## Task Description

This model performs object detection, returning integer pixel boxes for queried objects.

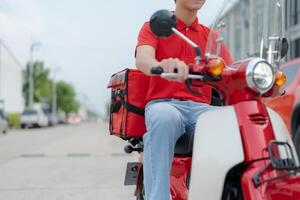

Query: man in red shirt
[135,0,232,199]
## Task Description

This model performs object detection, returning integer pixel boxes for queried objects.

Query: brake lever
[280,90,286,96]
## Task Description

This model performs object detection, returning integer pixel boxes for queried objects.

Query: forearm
[135,46,188,82]
[136,54,159,76]
[135,46,159,75]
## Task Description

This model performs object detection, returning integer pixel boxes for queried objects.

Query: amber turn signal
[275,71,286,87]
[208,58,225,76]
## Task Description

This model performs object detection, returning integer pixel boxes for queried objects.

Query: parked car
[42,108,58,126]
[48,113,58,126]
[20,107,48,128]
[264,58,300,156]
[0,109,8,134]
[57,115,67,124]
[67,113,81,125]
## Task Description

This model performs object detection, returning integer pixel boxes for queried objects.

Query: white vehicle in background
[43,108,58,127]
[20,107,48,128]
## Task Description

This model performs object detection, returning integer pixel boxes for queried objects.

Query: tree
[23,61,79,114]
[56,81,80,114]
[23,61,52,106]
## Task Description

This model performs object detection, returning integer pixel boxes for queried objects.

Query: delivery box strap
[119,97,145,117]
[111,90,145,117]
[111,101,122,113]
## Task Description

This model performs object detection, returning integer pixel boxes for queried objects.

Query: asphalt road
[0,122,138,200]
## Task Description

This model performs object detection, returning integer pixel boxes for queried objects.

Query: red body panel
[241,160,300,200]
[234,101,275,162]
[170,157,192,200]
[264,176,300,200]
[265,94,295,133]
[235,99,300,200]
[264,59,300,133]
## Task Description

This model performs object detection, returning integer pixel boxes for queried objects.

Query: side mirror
[150,10,177,37]
[275,37,289,60]
[280,38,289,59]
[149,10,202,63]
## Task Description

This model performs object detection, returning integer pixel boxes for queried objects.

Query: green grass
[8,113,20,128]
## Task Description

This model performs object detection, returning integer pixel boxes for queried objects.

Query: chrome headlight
[246,58,275,94]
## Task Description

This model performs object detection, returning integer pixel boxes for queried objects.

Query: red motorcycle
[117,0,300,199]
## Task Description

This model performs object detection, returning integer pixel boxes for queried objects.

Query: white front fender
[188,106,244,200]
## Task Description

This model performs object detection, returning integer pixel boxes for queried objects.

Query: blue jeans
[143,99,216,200]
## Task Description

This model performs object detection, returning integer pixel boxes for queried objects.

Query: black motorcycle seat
[174,130,194,156]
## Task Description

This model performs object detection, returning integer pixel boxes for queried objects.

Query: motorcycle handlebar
[150,66,164,75]
[150,66,204,80]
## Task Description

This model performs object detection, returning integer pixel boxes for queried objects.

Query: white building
[0,41,25,113]
[285,0,300,59]
[221,0,299,61]
[221,0,265,61]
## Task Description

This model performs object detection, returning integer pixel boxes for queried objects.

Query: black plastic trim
[291,103,300,136]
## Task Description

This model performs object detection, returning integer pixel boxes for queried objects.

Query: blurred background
[0,0,299,199]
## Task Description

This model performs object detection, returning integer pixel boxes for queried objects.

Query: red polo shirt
[136,17,232,104]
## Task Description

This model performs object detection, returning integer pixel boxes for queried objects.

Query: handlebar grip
[151,66,164,75]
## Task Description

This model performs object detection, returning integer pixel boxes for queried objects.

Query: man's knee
[146,102,183,131]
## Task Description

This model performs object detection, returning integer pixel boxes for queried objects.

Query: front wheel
[293,126,300,159]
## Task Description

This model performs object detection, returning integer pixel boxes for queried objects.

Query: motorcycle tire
[293,126,300,159]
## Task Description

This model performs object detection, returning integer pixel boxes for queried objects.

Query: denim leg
[186,101,218,129]
[143,101,185,200]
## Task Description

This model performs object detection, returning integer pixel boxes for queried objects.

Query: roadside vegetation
[22,61,79,114]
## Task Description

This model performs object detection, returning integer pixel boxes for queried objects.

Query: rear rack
[268,141,299,170]
[253,140,300,187]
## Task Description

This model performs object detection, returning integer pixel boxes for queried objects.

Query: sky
[0,0,230,116]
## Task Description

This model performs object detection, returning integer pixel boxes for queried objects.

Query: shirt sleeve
[135,22,158,57]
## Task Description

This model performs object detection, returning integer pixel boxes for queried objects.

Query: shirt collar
[176,17,200,32]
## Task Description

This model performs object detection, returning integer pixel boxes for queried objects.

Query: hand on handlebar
[156,58,189,82]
